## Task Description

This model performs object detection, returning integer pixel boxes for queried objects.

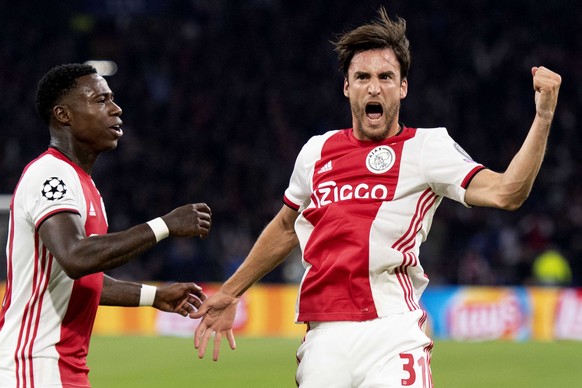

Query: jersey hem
[297,311,379,323]
[283,195,300,211]
[461,165,486,189]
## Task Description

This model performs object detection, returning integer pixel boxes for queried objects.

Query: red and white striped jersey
[0,148,107,387]
[284,126,484,323]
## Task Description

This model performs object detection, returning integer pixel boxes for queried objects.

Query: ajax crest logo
[366,146,395,174]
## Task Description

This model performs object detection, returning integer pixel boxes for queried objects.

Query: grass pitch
[87,336,582,387]
[88,336,300,388]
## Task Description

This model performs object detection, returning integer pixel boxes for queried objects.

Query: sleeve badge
[41,177,68,201]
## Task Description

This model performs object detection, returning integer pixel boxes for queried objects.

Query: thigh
[360,342,433,388]
[295,323,352,388]
[358,311,433,388]
[297,311,433,388]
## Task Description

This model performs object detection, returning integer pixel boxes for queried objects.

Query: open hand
[190,289,239,361]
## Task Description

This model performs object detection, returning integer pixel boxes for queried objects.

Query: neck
[49,143,95,174]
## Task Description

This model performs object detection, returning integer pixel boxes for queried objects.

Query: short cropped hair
[332,7,411,80]
[35,63,97,124]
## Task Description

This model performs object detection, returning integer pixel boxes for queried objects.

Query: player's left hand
[153,282,207,317]
[531,66,561,121]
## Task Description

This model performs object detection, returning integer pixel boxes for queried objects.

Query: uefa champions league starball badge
[366,146,395,174]
[41,177,68,201]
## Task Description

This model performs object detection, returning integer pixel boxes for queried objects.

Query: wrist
[535,109,554,122]
[146,217,169,242]
[139,284,157,306]
[221,284,243,300]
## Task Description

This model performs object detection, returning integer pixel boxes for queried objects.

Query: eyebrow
[380,71,395,78]
[353,70,396,78]
[92,90,114,99]
[353,71,370,78]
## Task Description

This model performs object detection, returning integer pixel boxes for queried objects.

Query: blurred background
[1,0,580,287]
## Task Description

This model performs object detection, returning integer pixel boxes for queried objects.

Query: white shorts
[296,310,433,388]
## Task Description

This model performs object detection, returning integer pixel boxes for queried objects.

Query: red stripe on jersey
[56,162,107,385]
[0,156,42,335]
[419,310,434,387]
[30,248,52,386]
[461,165,485,189]
[15,232,52,387]
[283,195,300,211]
[0,198,16,332]
[36,208,80,229]
[392,189,437,252]
[395,253,419,311]
[406,253,419,309]
[418,310,427,328]
[393,189,437,311]
[399,194,438,253]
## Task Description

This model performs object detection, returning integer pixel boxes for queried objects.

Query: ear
[400,78,408,99]
[53,105,71,125]
[343,78,349,98]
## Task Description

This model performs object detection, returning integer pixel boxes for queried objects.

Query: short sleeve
[20,156,83,227]
[284,131,339,212]
[419,127,485,206]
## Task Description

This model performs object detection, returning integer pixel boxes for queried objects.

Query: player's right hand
[191,289,239,361]
[161,203,212,238]
[154,282,207,316]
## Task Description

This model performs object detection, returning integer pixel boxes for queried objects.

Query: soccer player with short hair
[192,7,561,387]
[0,63,212,387]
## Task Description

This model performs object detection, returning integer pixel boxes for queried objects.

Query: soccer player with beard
[192,7,561,387]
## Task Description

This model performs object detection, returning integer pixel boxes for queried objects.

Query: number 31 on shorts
[399,353,431,387]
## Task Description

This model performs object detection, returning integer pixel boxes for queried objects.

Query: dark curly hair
[332,6,411,80]
[35,63,97,125]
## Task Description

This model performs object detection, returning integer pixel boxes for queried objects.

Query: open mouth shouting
[365,102,383,122]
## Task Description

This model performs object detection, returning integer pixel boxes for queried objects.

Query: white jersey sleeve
[284,130,339,212]
[20,155,84,227]
[418,127,484,206]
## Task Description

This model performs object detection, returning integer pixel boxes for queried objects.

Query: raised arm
[465,66,561,210]
[38,203,211,279]
[191,204,299,361]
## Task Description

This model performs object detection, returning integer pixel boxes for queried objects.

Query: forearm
[100,275,143,306]
[70,223,159,277]
[222,207,299,297]
[38,211,165,279]
[467,67,560,210]
[497,114,552,207]
[40,203,211,279]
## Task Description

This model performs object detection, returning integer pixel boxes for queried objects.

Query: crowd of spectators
[1,0,581,286]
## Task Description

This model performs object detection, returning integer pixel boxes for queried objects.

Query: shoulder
[14,153,85,221]
[413,126,449,137]
[298,129,343,156]
[304,129,343,146]
[411,127,459,149]
[17,153,80,197]
[23,153,77,181]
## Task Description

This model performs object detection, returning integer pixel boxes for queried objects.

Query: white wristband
[139,284,157,306]
[146,217,169,242]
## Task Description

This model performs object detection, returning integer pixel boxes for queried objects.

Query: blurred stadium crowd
[1,0,581,286]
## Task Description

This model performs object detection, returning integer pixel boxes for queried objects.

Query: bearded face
[344,48,408,142]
